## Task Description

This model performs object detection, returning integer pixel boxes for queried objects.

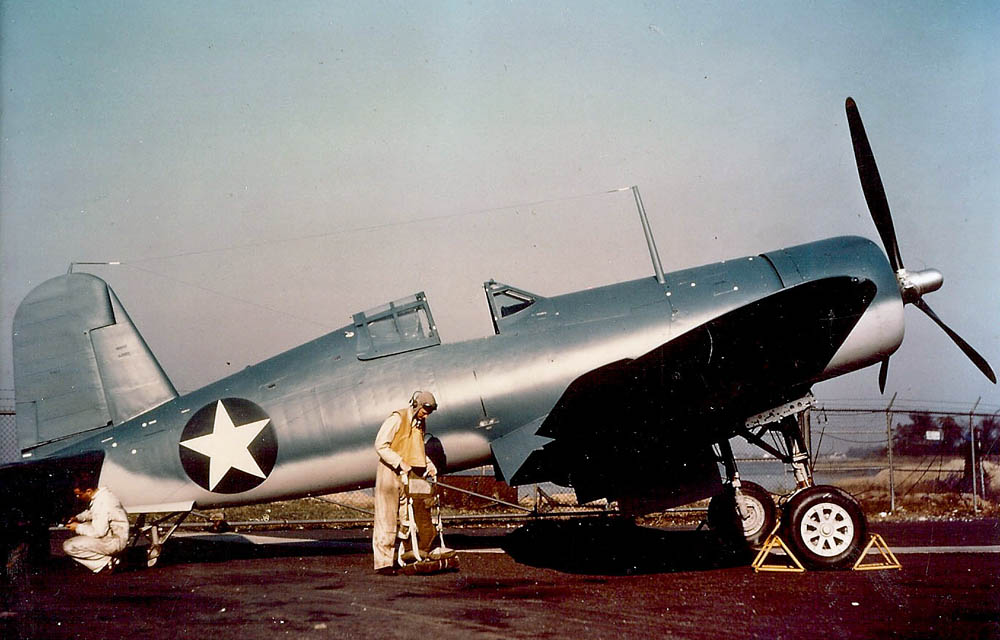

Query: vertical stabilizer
[13,274,177,451]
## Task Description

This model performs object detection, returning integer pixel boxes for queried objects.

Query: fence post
[886,393,897,513]
[970,397,981,514]
[982,410,997,503]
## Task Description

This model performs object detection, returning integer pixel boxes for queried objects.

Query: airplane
[1,98,994,572]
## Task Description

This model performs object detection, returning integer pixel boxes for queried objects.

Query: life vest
[389,407,427,468]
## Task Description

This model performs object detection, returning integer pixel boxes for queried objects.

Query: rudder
[13,274,177,451]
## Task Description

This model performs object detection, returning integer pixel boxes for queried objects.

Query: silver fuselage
[33,235,902,511]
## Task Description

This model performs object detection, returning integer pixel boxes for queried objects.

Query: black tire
[707,481,777,548]
[782,485,867,569]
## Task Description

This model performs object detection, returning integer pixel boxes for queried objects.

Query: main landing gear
[782,485,866,569]
[128,511,192,567]
[707,442,776,548]
[710,395,868,569]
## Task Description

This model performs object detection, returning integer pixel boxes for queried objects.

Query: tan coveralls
[372,407,438,570]
[62,487,130,573]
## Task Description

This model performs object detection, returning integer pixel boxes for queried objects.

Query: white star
[180,400,271,491]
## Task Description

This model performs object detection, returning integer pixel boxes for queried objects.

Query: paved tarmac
[2,519,998,640]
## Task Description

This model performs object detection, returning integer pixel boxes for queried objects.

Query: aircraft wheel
[782,485,867,569]
[708,481,776,548]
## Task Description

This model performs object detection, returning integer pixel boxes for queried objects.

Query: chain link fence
[808,399,999,516]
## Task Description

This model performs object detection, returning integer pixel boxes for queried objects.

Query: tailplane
[13,273,177,451]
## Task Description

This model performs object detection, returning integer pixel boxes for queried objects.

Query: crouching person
[63,475,129,573]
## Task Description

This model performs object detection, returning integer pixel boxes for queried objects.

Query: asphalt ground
[2,519,998,640]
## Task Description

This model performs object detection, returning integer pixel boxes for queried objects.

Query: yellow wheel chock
[750,523,902,573]
[751,523,805,573]
[851,534,902,571]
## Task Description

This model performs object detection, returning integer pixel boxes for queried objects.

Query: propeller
[846,98,904,273]
[878,358,889,394]
[844,97,996,389]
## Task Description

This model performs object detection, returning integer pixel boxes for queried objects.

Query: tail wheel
[782,485,867,569]
[147,544,162,568]
[708,481,777,548]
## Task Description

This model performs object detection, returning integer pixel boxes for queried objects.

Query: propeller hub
[897,268,943,303]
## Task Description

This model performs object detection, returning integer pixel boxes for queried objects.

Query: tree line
[890,412,999,458]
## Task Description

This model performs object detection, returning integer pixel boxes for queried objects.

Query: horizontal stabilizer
[13,274,177,450]
[0,450,105,532]
[126,500,195,514]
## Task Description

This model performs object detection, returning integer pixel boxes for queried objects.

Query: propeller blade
[878,358,889,393]
[913,298,997,383]
[845,97,904,272]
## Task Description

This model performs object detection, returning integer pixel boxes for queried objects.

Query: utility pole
[886,393,897,513]
[970,397,981,514]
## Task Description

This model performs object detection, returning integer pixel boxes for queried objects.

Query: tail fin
[13,274,177,451]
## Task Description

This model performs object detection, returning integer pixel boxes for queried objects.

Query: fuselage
[35,235,903,512]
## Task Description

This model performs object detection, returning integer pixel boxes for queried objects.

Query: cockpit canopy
[484,280,553,335]
[352,292,440,360]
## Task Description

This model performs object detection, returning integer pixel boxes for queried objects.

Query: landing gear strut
[129,511,191,567]
[723,395,868,569]
[709,439,776,548]
[707,480,776,548]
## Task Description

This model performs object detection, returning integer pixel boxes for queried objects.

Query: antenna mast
[631,186,665,284]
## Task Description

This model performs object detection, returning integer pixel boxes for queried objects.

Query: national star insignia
[179,400,271,491]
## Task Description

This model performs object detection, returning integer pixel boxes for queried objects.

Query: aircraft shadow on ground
[45,520,750,575]
[500,518,752,575]
[46,530,504,574]
[119,535,369,570]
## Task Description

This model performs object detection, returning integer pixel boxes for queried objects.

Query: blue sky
[2,1,997,413]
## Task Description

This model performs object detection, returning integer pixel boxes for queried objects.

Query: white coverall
[372,411,437,571]
[62,487,130,573]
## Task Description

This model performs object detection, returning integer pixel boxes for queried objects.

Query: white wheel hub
[799,502,855,557]
[737,495,766,536]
